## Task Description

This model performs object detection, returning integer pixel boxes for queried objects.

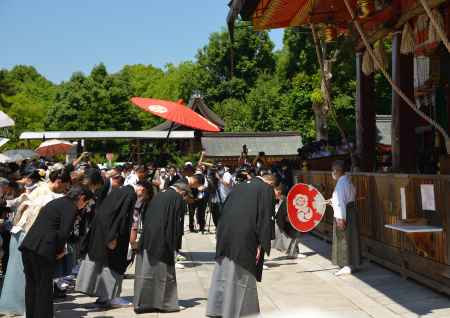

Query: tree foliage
[0,25,393,153]
[46,64,141,132]
[0,66,56,148]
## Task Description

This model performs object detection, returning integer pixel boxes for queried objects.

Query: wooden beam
[355,52,376,172]
[391,32,418,173]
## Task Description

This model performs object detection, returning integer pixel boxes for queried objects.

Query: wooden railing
[295,171,450,294]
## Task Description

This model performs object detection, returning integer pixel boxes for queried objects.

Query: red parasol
[131,97,220,132]
[36,139,74,157]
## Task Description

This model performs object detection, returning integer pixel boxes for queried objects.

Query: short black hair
[25,170,43,183]
[66,185,95,201]
[112,175,125,185]
[49,169,71,183]
[84,168,104,186]
[191,173,205,185]
[136,180,151,190]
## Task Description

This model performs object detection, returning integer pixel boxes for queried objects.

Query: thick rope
[342,0,450,153]
[310,24,352,156]
[418,0,450,54]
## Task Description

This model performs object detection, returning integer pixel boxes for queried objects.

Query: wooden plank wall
[295,171,450,293]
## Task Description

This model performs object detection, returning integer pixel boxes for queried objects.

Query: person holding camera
[253,151,269,175]
[192,165,209,234]
[238,144,250,167]
[208,164,233,228]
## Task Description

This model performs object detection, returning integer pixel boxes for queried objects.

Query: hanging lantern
[358,0,374,18]
[324,25,337,43]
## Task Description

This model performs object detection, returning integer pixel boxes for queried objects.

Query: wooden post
[356,52,376,171]
[391,31,418,173]
[136,139,142,164]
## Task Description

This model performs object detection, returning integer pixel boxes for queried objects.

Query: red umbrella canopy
[36,139,74,157]
[131,98,220,132]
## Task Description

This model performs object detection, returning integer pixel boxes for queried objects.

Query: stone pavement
[47,225,450,318]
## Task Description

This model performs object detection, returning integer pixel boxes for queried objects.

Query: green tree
[285,72,317,139]
[119,64,164,97]
[0,70,14,109]
[245,74,287,131]
[145,62,203,103]
[213,98,251,132]
[46,64,142,132]
[196,25,276,105]
[276,27,318,81]
[0,66,56,148]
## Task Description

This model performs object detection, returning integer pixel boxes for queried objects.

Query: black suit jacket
[20,196,78,262]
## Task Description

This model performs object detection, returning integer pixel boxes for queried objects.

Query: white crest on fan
[148,104,168,114]
[294,194,313,222]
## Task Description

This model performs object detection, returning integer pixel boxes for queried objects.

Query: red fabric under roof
[251,0,406,31]
[253,0,307,30]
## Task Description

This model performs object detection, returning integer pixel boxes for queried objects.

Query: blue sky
[0,0,284,84]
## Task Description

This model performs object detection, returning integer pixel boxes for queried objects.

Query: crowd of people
[0,149,359,318]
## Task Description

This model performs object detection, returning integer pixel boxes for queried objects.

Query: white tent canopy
[0,153,13,163]
[20,131,195,140]
[0,111,14,128]
[0,138,9,148]
[2,149,38,161]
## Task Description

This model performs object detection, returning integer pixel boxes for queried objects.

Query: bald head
[332,160,345,173]
[331,160,346,180]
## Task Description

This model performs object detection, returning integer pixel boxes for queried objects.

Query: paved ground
[47,223,450,317]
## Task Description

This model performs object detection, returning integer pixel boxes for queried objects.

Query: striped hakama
[75,254,123,300]
[133,250,179,313]
[206,257,259,318]
[332,202,361,269]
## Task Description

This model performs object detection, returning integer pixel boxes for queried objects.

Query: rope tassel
[362,49,374,75]
[374,39,388,72]
[418,0,450,54]
[400,23,415,54]
[342,0,450,154]
[428,9,444,43]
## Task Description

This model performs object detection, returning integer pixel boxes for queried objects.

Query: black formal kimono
[76,186,136,301]
[133,187,185,313]
[272,199,301,257]
[79,177,110,256]
[206,177,275,318]
[19,196,78,318]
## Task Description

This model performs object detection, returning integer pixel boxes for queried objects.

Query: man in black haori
[206,173,276,318]
[133,182,191,314]
[272,183,304,259]
[75,185,137,307]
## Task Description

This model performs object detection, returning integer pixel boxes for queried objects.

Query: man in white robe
[329,160,359,276]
